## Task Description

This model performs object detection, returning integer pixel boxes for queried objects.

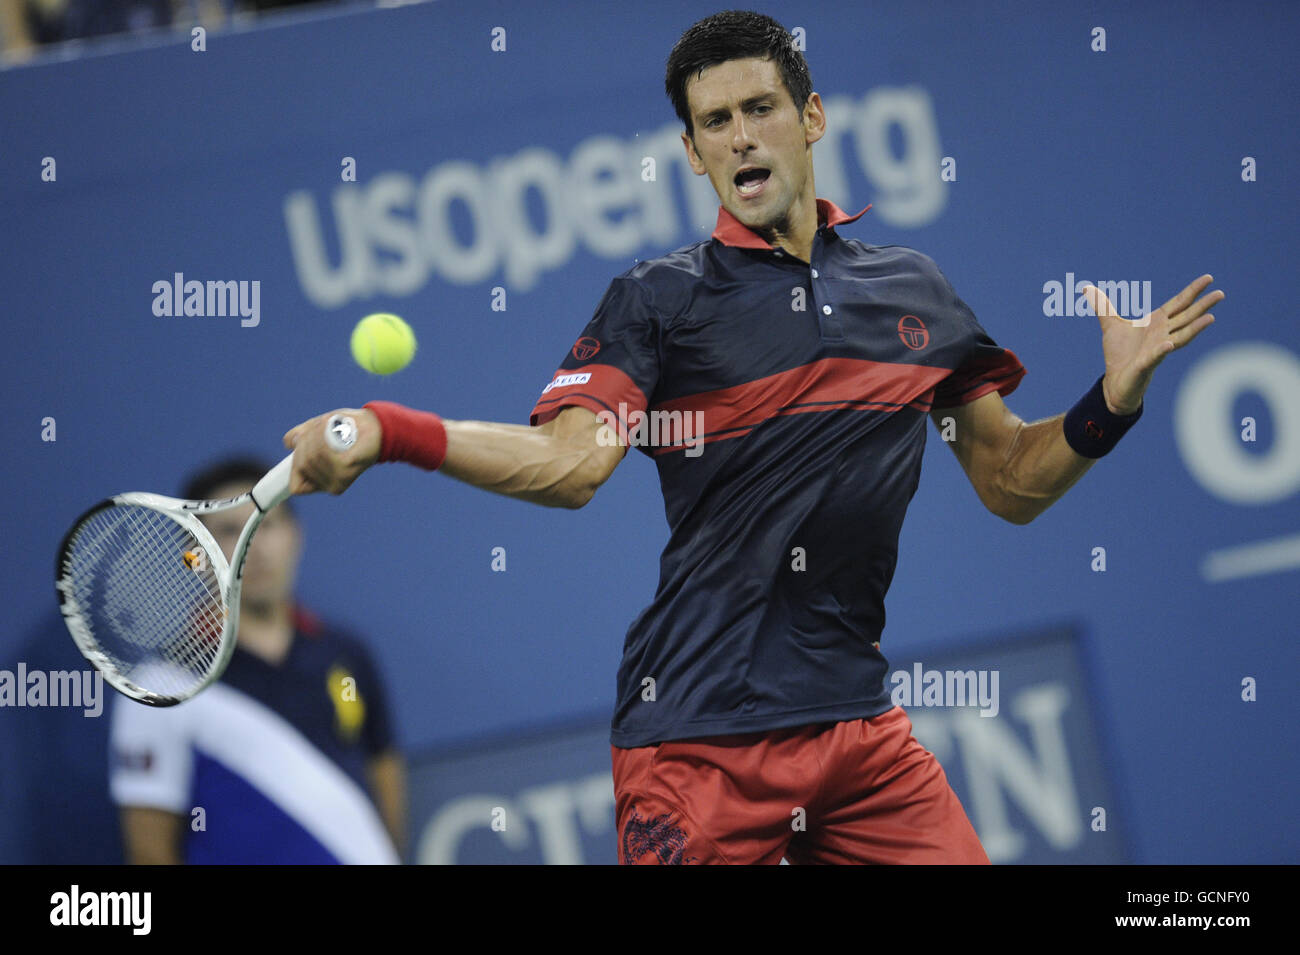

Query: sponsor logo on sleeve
[542,372,592,394]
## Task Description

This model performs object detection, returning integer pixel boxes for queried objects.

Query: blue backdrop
[2,0,1296,863]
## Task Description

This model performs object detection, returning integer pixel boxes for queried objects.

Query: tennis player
[284,11,1220,864]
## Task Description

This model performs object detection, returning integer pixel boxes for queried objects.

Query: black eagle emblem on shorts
[622,809,694,864]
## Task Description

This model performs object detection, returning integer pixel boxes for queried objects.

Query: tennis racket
[55,414,359,706]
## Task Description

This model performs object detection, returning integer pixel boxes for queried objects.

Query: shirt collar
[710,198,872,250]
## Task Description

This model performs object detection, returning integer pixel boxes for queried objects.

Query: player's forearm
[438,418,602,509]
[286,405,612,504]
[995,414,1097,524]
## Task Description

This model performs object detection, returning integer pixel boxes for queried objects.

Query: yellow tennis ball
[351,313,416,375]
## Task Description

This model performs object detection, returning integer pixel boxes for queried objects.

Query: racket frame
[56,454,294,706]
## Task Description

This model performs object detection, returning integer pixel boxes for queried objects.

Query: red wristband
[363,401,447,471]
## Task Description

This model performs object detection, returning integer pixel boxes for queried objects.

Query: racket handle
[252,453,295,511]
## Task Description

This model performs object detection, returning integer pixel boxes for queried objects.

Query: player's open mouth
[735,167,770,198]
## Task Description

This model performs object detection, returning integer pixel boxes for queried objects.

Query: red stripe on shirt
[531,351,1024,453]
[642,357,947,452]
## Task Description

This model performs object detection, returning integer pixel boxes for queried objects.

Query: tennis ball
[351,313,416,375]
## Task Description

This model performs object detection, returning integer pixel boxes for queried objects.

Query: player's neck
[760,189,818,263]
[236,599,295,666]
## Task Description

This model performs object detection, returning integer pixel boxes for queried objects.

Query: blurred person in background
[1,0,172,60]
[109,456,406,864]
[1,0,340,63]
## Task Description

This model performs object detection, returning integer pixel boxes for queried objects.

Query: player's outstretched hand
[1085,273,1223,416]
[283,408,382,495]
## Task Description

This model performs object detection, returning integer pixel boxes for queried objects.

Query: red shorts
[611,706,989,865]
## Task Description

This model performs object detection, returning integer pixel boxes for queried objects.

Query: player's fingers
[1168,289,1224,332]
[289,467,316,495]
[287,412,362,494]
[290,433,329,495]
[286,410,341,450]
[283,418,314,449]
[1168,313,1215,349]
[1159,274,1213,317]
[306,452,348,496]
[295,446,326,493]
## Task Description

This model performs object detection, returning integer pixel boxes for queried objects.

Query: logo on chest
[326,665,366,743]
[897,315,930,350]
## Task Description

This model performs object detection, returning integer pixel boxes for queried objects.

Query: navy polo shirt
[530,198,1026,748]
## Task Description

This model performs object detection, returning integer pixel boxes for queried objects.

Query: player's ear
[802,93,826,145]
[681,132,707,175]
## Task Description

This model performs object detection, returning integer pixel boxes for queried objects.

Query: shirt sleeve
[528,275,661,442]
[930,271,1027,409]
[108,694,193,813]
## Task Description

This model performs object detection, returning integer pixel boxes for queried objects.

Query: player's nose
[731,115,757,150]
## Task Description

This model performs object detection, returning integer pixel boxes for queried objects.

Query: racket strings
[59,504,228,698]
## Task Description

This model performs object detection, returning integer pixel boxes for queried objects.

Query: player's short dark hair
[665,10,813,142]
[181,455,296,521]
